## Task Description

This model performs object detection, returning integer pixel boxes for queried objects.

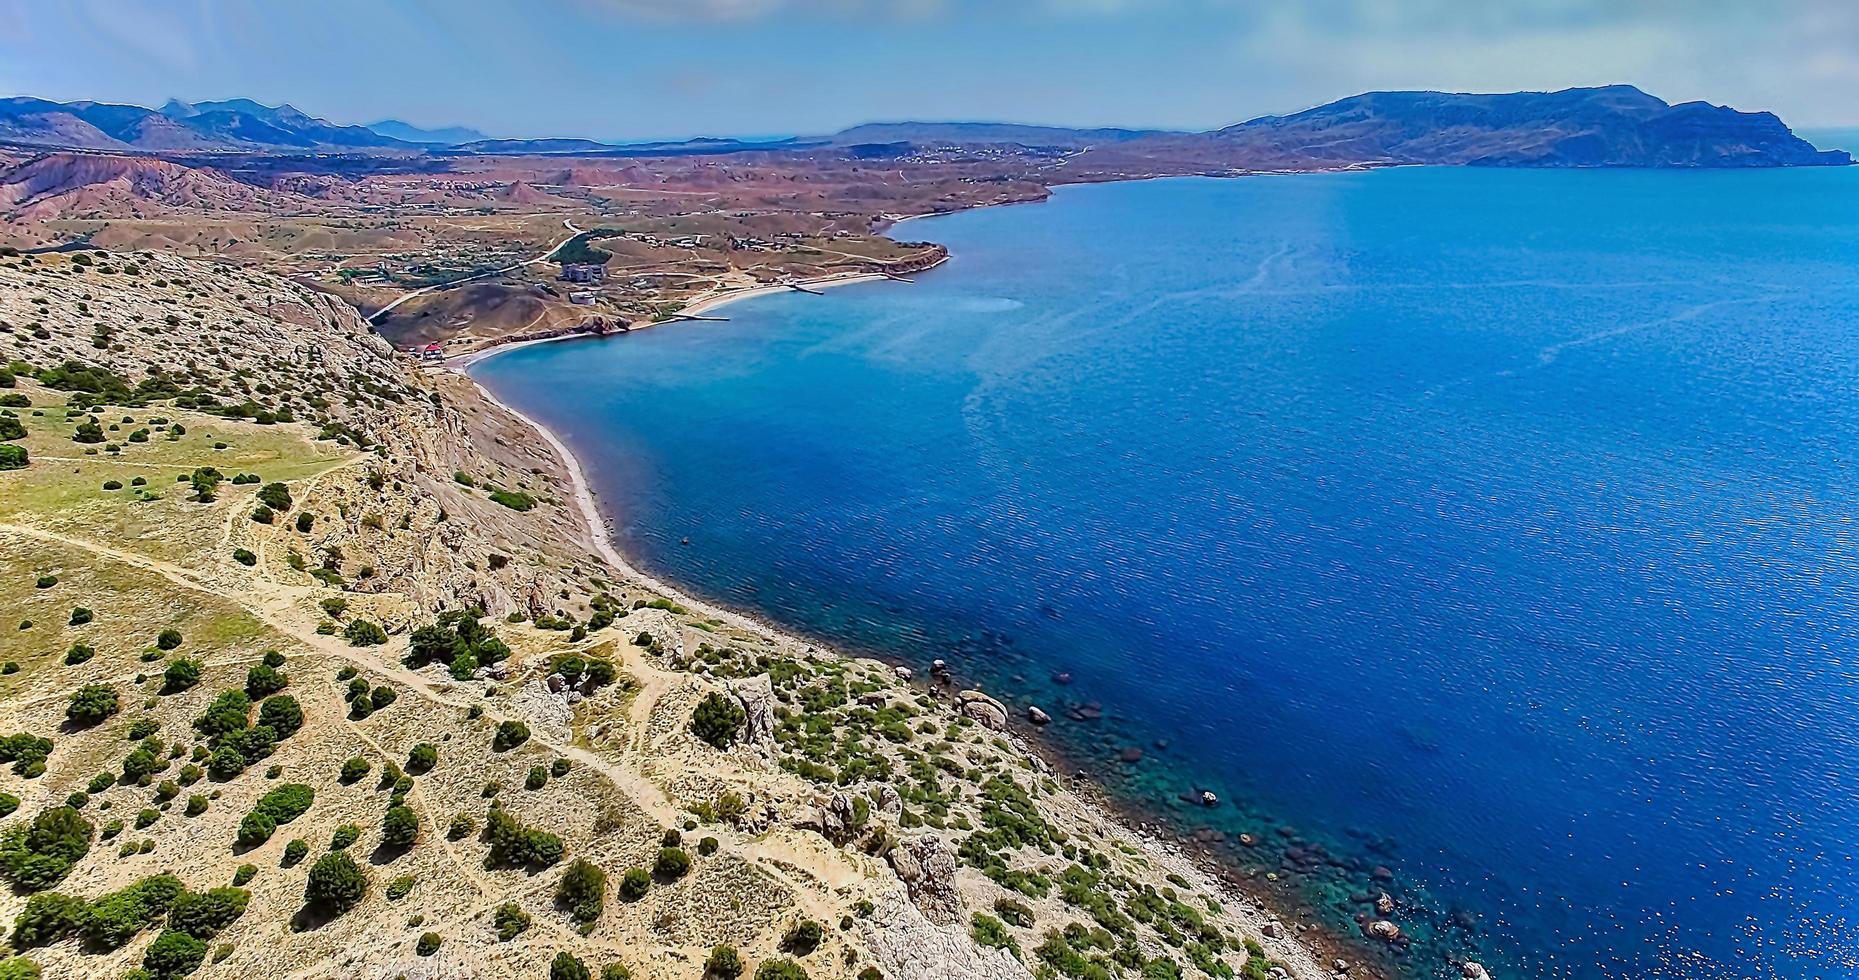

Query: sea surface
[474,167,1859,980]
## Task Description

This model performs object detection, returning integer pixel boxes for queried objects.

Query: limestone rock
[887,835,962,925]
[730,674,777,744]
[1461,964,1491,980]
[957,690,1009,731]
[1027,705,1051,725]
[1375,892,1394,915]
[1365,919,1402,942]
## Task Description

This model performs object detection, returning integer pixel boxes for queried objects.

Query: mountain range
[0,86,1848,168]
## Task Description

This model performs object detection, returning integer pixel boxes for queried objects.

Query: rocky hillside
[0,98,413,153]
[0,252,1378,980]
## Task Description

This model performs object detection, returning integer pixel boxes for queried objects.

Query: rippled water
[474,168,1859,980]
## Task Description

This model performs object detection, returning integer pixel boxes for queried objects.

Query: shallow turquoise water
[475,167,1859,979]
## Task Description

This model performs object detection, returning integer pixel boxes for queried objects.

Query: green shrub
[691,692,746,749]
[703,945,743,980]
[81,873,182,950]
[526,766,549,791]
[484,804,563,869]
[619,867,650,901]
[416,932,442,956]
[343,620,387,647]
[448,814,476,840]
[10,891,86,947]
[754,959,809,980]
[166,886,249,939]
[161,659,202,694]
[557,858,606,923]
[386,874,416,900]
[406,743,438,774]
[782,920,824,956]
[61,643,92,666]
[142,928,207,977]
[232,548,256,567]
[0,807,92,891]
[552,953,591,980]
[493,901,532,940]
[340,757,370,783]
[245,664,287,699]
[489,489,536,511]
[382,806,418,848]
[282,839,308,867]
[66,684,119,726]
[330,823,361,851]
[257,483,292,511]
[304,852,367,917]
[970,913,1018,958]
[257,695,302,738]
[67,607,92,626]
[0,733,53,778]
[155,628,183,650]
[492,720,529,752]
[653,847,691,880]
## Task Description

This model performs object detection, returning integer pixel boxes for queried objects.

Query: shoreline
[471,371,1357,980]
[448,268,933,371]
[459,240,1389,978]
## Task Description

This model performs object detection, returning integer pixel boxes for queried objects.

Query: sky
[0,0,1853,141]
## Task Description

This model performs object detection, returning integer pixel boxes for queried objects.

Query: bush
[386,874,416,900]
[653,847,691,880]
[330,824,361,850]
[754,959,809,980]
[691,692,746,749]
[67,607,92,626]
[167,886,249,939]
[161,659,202,694]
[552,953,591,980]
[619,867,651,901]
[236,811,276,847]
[0,445,25,470]
[340,757,370,783]
[81,873,182,950]
[782,919,824,956]
[526,766,549,791]
[484,805,563,869]
[406,743,438,774]
[232,548,257,567]
[141,928,206,977]
[704,945,743,980]
[304,852,368,917]
[557,858,606,923]
[416,932,442,956]
[156,629,183,650]
[232,864,256,886]
[66,684,119,726]
[257,695,302,738]
[447,814,475,840]
[602,966,631,980]
[493,901,532,940]
[11,891,86,947]
[282,839,308,867]
[343,620,387,647]
[0,807,92,891]
[0,733,53,778]
[61,643,92,666]
[250,505,274,525]
[245,664,287,699]
[257,482,292,511]
[970,913,1018,957]
[491,720,530,752]
[382,806,419,848]
[489,489,536,511]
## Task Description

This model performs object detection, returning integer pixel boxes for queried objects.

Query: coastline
[449,268,932,371]
[459,241,1393,978]
[469,369,1355,980]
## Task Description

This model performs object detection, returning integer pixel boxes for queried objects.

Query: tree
[245,664,287,699]
[189,466,221,501]
[493,902,532,941]
[256,482,292,511]
[161,659,202,694]
[66,684,119,726]
[406,743,438,774]
[704,946,743,980]
[382,806,418,849]
[556,858,606,923]
[142,929,207,977]
[166,887,249,939]
[691,692,746,749]
[256,695,302,739]
[754,959,809,980]
[343,620,387,647]
[304,852,367,917]
[653,847,691,880]
[551,953,591,980]
[491,720,529,752]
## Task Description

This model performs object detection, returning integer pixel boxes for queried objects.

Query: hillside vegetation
[0,251,1342,979]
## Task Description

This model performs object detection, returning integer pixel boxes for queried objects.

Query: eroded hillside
[0,251,1348,980]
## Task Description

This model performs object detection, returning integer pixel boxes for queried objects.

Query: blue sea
[474,167,1859,980]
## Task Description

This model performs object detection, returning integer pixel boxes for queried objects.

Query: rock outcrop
[957,690,1008,731]
[887,835,962,925]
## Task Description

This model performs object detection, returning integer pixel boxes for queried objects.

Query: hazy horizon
[1,0,1854,144]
